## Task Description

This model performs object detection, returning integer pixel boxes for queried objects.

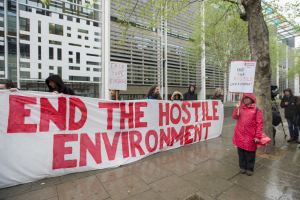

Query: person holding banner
[211,88,223,103]
[46,75,75,95]
[232,93,263,176]
[0,79,18,91]
[110,89,123,100]
[183,84,197,100]
[144,85,162,100]
[171,91,183,101]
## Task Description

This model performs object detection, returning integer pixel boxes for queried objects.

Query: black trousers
[237,147,256,172]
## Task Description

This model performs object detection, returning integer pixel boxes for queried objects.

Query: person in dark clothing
[46,75,75,95]
[171,91,183,101]
[280,88,299,143]
[183,84,197,100]
[110,89,123,100]
[144,85,162,100]
[211,88,223,103]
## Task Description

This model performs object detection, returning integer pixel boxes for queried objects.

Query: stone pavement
[1,123,300,200]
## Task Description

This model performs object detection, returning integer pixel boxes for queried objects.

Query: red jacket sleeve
[232,108,239,120]
[255,108,264,139]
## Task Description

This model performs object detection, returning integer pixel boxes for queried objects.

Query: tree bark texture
[242,0,273,153]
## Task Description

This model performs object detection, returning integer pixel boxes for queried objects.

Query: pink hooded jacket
[232,93,263,151]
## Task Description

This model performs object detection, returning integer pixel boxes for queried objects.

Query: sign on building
[228,60,256,93]
[108,62,127,91]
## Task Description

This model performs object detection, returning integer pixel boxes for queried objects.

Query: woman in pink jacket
[232,93,263,176]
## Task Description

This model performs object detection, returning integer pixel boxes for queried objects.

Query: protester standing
[183,84,197,100]
[211,88,223,102]
[110,89,123,100]
[232,93,263,176]
[46,75,75,95]
[280,88,299,143]
[0,79,18,91]
[144,85,162,100]
[171,91,183,101]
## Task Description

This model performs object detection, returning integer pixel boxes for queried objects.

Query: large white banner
[0,91,223,188]
[228,60,256,93]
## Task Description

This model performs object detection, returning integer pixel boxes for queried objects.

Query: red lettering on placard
[194,124,203,142]
[7,95,37,133]
[145,130,158,152]
[205,102,212,121]
[98,103,120,130]
[159,103,169,126]
[191,102,201,122]
[159,128,170,149]
[170,126,184,146]
[53,134,78,170]
[202,102,206,121]
[79,133,101,167]
[69,97,87,130]
[212,101,219,120]
[40,97,66,132]
[129,131,145,157]
[122,132,129,158]
[135,102,147,128]
[184,125,194,145]
[120,102,134,129]
[170,103,181,124]
[203,122,212,140]
[102,132,121,161]
[182,101,191,124]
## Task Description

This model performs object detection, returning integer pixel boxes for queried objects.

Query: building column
[4,0,8,78]
[102,0,110,99]
[164,20,168,100]
[199,1,205,100]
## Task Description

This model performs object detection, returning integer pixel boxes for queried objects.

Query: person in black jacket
[280,88,299,143]
[46,75,75,95]
[183,84,197,100]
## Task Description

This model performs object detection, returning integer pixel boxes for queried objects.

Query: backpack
[272,111,282,126]
[255,106,271,154]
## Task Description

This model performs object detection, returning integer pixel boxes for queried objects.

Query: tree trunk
[242,0,273,153]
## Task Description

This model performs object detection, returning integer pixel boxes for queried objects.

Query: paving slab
[127,160,173,184]
[257,158,278,166]
[195,190,215,200]
[0,182,32,199]
[96,167,132,183]
[149,174,198,200]
[150,153,178,165]
[102,174,150,200]
[3,186,57,200]
[272,161,300,176]
[125,189,164,200]
[57,175,109,200]
[162,159,197,176]
[279,187,300,200]
[216,185,266,200]
[181,168,234,198]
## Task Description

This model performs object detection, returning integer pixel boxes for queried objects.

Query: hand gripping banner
[0,91,223,188]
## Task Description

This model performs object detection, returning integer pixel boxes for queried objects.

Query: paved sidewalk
[1,123,300,200]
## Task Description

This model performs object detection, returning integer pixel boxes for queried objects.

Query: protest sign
[228,60,256,93]
[108,62,127,91]
[0,91,223,188]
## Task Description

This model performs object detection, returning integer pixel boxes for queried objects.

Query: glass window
[67,33,71,37]
[86,53,99,57]
[69,58,73,63]
[67,16,73,21]
[7,38,17,81]
[57,66,62,77]
[36,9,52,17]
[20,43,30,59]
[19,5,32,12]
[59,14,63,19]
[38,72,42,79]
[93,68,100,72]
[7,13,16,36]
[69,51,73,55]
[67,26,71,30]
[93,46,100,49]
[38,21,41,33]
[78,28,88,34]
[38,63,42,69]
[94,32,99,36]
[86,20,90,25]
[85,45,90,48]
[93,22,99,27]
[69,66,80,70]
[49,47,53,60]
[76,52,80,64]
[20,17,30,31]
[49,73,54,76]
[87,61,100,65]
[69,76,90,81]
[78,35,81,39]
[76,18,80,23]
[93,77,99,82]
[94,38,99,42]
[20,71,30,79]
[57,48,62,60]
[49,40,62,45]
[20,34,30,41]
[69,43,81,47]
[38,37,41,42]
[38,46,41,60]
[49,23,63,36]
[86,67,90,71]
[49,66,54,70]
[85,36,88,40]
[20,62,30,68]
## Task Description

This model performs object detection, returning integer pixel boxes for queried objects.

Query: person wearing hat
[280,88,299,143]
[46,74,75,95]
[183,84,197,100]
